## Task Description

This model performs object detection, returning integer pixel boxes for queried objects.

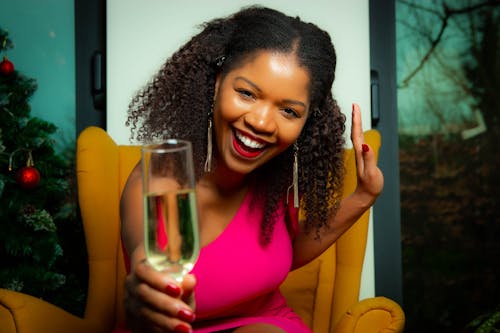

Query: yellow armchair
[0,126,404,333]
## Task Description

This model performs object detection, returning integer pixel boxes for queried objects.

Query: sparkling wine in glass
[142,139,200,282]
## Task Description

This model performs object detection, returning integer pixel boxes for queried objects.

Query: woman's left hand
[350,103,384,206]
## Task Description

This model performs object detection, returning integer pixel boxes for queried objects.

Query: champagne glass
[142,139,200,282]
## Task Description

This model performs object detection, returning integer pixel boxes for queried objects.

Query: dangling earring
[204,109,213,173]
[286,142,299,208]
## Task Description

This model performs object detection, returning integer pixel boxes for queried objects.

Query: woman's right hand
[121,164,196,333]
[124,259,196,333]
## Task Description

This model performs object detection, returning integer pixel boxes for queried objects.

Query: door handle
[92,51,105,111]
[370,70,380,127]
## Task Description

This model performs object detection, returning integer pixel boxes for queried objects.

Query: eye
[281,107,300,119]
[236,89,255,100]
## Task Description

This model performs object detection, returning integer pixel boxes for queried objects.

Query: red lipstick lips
[232,130,266,159]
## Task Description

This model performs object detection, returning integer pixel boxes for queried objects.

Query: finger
[127,267,195,320]
[181,274,197,308]
[135,260,182,297]
[360,143,375,173]
[356,144,384,197]
[132,304,194,333]
[181,274,196,296]
[124,282,174,333]
[351,103,365,174]
[350,103,365,150]
[125,302,170,333]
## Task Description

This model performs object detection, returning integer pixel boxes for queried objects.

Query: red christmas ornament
[17,166,41,189]
[0,56,15,75]
[12,151,41,189]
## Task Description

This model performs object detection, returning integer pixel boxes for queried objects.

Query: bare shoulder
[120,162,142,214]
[123,162,142,191]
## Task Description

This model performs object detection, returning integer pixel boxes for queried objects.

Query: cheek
[212,96,239,143]
[277,121,307,150]
[217,93,248,122]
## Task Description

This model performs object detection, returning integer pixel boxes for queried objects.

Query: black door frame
[369,0,403,304]
[75,0,106,135]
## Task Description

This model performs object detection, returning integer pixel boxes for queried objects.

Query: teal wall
[0,0,75,147]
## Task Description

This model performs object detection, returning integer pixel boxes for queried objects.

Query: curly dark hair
[127,6,346,243]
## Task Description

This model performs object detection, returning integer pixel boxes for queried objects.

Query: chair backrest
[76,126,380,332]
[77,127,140,330]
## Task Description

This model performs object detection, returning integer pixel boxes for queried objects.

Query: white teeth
[235,131,265,149]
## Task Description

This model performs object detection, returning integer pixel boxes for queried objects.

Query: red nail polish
[178,308,196,322]
[165,283,181,297]
[174,323,192,333]
[362,144,369,153]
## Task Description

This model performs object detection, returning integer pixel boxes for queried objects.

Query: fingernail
[165,283,181,297]
[177,308,196,322]
[362,144,369,153]
[174,323,192,333]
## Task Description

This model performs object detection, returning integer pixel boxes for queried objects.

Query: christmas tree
[0,27,86,314]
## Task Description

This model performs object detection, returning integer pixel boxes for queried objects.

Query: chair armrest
[333,296,405,333]
[0,289,101,333]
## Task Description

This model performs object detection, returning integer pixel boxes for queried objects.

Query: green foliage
[467,305,500,333]
[0,27,14,52]
[0,27,87,315]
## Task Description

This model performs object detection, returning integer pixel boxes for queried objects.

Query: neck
[199,164,250,196]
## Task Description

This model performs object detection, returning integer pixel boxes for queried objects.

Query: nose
[243,105,277,135]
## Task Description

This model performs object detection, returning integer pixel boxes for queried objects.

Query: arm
[120,163,196,333]
[291,104,384,269]
[120,163,146,270]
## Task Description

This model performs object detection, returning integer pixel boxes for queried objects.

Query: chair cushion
[280,259,320,328]
[280,243,337,332]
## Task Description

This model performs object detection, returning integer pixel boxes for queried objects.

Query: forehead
[225,51,311,101]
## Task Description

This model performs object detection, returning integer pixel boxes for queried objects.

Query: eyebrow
[234,76,307,109]
[234,76,262,92]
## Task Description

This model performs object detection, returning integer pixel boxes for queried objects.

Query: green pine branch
[0,27,14,52]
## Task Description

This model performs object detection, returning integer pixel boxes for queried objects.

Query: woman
[120,6,383,333]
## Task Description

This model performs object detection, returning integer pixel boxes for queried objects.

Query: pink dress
[118,190,310,332]
[191,190,311,332]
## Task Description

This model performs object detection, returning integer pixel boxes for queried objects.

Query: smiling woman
[120,6,383,333]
